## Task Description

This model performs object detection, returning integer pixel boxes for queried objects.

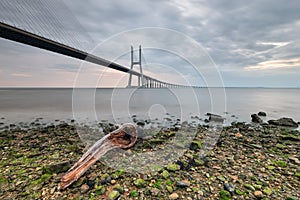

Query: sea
[0,88,299,128]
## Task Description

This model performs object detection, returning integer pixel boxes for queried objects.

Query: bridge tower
[127,45,144,88]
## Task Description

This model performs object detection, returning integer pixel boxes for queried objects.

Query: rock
[217,175,226,182]
[189,140,202,150]
[176,180,190,187]
[288,156,300,165]
[258,112,266,116]
[133,178,146,188]
[151,188,160,196]
[251,114,263,123]
[224,183,235,193]
[169,193,179,199]
[280,134,300,141]
[129,190,138,197]
[137,121,145,126]
[161,170,169,179]
[219,189,231,200]
[254,191,263,198]
[194,158,205,166]
[50,187,56,195]
[235,132,242,137]
[113,184,124,193]
[206,113,224,123]
[95,185,106,195]
[166,185,173,193]
[244,184,255,191]
[80,184,89,193]
[86,180,95,188]
[167,163,181,171]
[262,188,272,195]
[108,190,120,200]
[235,189,244,195]
[42,161,71,174]
[209,115,224,123]
[250,144,262,149]
[268,117,298,127]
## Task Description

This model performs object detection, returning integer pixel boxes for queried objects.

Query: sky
[0,0,300,88]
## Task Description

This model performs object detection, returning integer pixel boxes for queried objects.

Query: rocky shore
[0,115,299,200]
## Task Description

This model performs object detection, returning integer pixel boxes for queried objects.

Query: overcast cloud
[0,0,300,87]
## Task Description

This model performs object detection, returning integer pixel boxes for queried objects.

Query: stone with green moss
[167,164,180,171]
[267,165,275,170]
[165,179,173,186]
[94,185,106,195]
[167,132,176,137]
[0,175,8,184]
[286,197,296,200]
[217,175,226,182]
[162,170,169,179]
[190,140,202,150]
[219,189,231,200]
[31,174,51,185]
[149,139,165,144]
[101,173,109,180]
[263,188,272,195]
[153,165,163,172]
[134,178,146,188]
[42,161,71,174]
[235,189,244,195]
[129,190,138,197]
[114,169,125,177]
[108,190,120,200]
[113,184,124,193]
[194,159,205,166]
[274,160,287,168]
[166,185,173,193]
[244,184,255,191]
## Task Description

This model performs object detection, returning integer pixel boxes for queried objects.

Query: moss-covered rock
[274,160,287,168]
[190,140,202,150]
[134,178,146,188]
[94,185,106,195]
[263,188,272,195]
[161,170,169,179]
[167,163,180,171]
[108,190,120,200]
[129,190,138,197]
[219,189,231,200]
[42,161,71,174]
[244,184,255,191]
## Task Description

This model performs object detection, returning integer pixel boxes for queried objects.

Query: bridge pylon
[127,45,144,88]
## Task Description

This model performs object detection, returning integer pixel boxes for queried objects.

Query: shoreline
[0,116,299,200]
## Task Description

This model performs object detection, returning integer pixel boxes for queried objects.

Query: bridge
[0,0,191,88]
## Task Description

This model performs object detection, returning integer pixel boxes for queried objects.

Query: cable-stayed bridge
[0,0,191,88]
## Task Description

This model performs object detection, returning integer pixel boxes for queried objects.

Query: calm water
[0,88,299,125]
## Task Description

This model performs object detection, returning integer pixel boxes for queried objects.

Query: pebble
[108,190,120,200]
[151,188,160,196]
[50,187,56,195]
[224,183,235,193]
[169,193,179,199]
[254,190,263,198]
[176,180,190,187]
[80,184,89,193]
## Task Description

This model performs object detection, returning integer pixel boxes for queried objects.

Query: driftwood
[58,123,137,190]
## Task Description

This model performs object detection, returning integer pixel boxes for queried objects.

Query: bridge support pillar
[127,45,144,88]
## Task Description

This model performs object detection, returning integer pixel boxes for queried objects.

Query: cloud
[11,73,32,77]
[245,58,300,70]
